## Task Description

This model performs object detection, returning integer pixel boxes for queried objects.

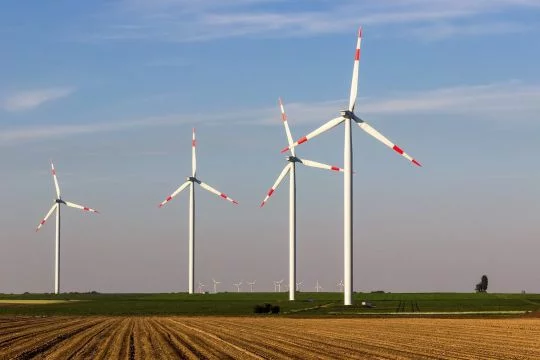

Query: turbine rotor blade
[260,163,292,207]
[349,27,363,112]
[51,162,61,198]
[198,181,238,204]
[192,128,197,177]
[65,201,99,213]
[281,117,345,153]
[354,117,421,167]
[279,98,295,156]
[35,203,58,232]
[159,181,191,207]
[297,158,344,172]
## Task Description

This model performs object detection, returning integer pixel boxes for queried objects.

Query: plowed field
[1,316,539,359]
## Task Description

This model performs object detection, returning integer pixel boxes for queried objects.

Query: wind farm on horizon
[30,27,422,306]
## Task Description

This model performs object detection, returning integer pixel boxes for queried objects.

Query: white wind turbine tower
[315,280,323,293]
[247,281,256,293]
[261,98,344,302]
[158,129,238,294]
[35,162,99,295]
[212,278,221,294]
[282,28,421,305]
[233,281,242,293]
[273,281,278,292]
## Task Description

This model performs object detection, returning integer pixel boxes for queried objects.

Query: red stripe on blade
[355,49,360,61]
[331,166,340,171]
[393,145,404,155]
[166,196,172,202]
[281,113,287,121]
[83,207,89,211]
[268,189,274,197]
[412,159,422,167]
[220,194,227,199]
[298,136,308,145]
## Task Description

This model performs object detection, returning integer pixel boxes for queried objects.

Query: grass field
[1,316,539,359]
[0,292,539,316]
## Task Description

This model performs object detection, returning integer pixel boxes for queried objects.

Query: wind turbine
[276,279,284,292]
[233,281,242,293]
[296,281,303,292]
[282,28,421,305]
[158,128,238,294]
[315,280,323,293]
[212,278,221,294]
[197,281,206,294]
[247,281,256,293]
[35,162,99,294]
[273,281,278,292]
[261,98,343,302]
[337,280,344,292]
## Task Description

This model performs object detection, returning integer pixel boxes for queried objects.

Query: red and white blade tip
[358,26,363,38]
[260,188,275,207]
[279,98,287,121]
[392,145,422,167]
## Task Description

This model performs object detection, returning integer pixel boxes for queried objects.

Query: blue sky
[1,0,539,294]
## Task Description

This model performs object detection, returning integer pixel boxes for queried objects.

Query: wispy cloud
[1,81,538,145]
[1,87,76,112]
[83,0,540,42]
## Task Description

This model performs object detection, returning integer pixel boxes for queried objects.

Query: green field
[0,292,539,316]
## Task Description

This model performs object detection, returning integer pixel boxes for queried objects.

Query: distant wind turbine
[261,98,343,301]
[315,280,323,293]
[296,281,303,292]
[35,162,99,294]
[247,281,256,293]
[212,278,221,294]
[197,281,205,294]
[282,28,421,305]
[158,129,238,294]
[337,280,344,292]
[276,279,284,292]
[233,281,242,293]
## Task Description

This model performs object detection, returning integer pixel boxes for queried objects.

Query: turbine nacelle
[340,110,355,119]
[286,156,300,163]
[55,199,66,205]
[187,176,200,184]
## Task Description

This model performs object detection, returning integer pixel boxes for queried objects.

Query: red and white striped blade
[35,203,57,232]
[281,117,344,153]
[279,98,295,156]
[192,128,197,177]
[199,181,238,204]
[349,27,363,112]
[65,201,99,213]
[354,118,421,167]
[298,158,344,172]
[260,163,291,207]
[51,162,61,198]
[159,181,191,208]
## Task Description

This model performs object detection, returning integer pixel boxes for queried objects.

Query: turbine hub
[287,156,299,163]
[55,199,66,205]
[340,110,354,119]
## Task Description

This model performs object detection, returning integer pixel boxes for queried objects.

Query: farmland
[1,316,539,359]
[0,292,539,316]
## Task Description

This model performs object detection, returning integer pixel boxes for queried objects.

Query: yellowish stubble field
[1,316,539,359]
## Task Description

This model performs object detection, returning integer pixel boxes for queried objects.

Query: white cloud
[1,81,538,146]
[1,87,76,112]
[84,0,540,42]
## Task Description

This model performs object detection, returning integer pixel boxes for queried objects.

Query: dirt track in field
[1,316,539,359]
